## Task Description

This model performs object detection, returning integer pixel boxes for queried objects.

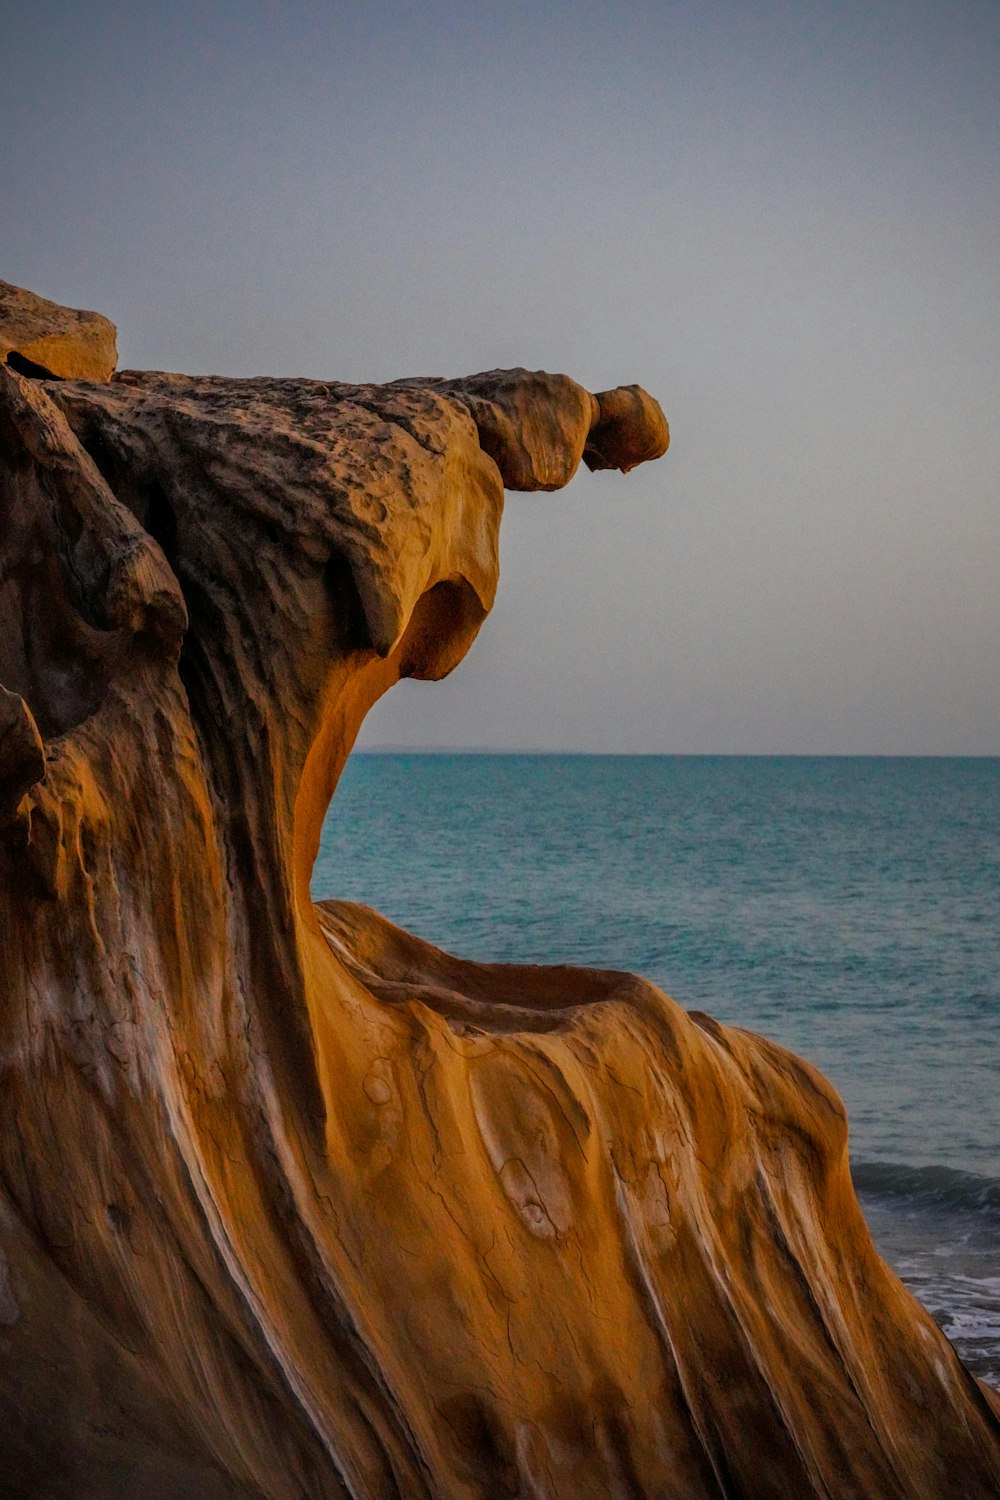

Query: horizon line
[354,746,1000,759]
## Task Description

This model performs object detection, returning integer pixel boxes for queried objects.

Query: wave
[852,1159,1000,1216]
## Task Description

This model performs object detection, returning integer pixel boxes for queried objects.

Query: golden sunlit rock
[0,288,997,1498]
[0,279,118,382]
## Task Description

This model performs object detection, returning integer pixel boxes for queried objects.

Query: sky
[2,0,998,753]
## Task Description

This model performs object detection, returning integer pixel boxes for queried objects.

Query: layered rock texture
[0,283,997,1500]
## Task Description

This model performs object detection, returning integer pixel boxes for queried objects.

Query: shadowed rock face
[0,291,997,1500]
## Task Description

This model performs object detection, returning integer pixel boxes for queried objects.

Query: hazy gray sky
[3,0,997,752]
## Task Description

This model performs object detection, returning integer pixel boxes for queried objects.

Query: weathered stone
[0,278,117,381]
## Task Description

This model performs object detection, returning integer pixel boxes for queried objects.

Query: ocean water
[313,754,1000,1386]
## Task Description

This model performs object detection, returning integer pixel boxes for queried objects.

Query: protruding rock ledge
[0,278,117,381]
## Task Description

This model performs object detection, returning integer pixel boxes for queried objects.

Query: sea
[313,754,1000,1388]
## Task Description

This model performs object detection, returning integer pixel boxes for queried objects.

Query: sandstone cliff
[0,283,997,1499]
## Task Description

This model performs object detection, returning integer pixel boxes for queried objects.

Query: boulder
[0,277,117,380]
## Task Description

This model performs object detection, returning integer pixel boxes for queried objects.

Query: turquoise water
[314,754,1000,1381]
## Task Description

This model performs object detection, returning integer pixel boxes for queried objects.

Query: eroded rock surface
[0,288,997,1499]
[0,278,118,381]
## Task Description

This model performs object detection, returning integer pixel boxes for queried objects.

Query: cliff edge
[0,282,997,1499]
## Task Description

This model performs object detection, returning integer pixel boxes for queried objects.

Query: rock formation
[0,279,118,381]
[0,282,997,1499]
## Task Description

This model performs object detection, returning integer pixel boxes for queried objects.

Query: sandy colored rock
[0,277,117,380]
[0,304,997,1499]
